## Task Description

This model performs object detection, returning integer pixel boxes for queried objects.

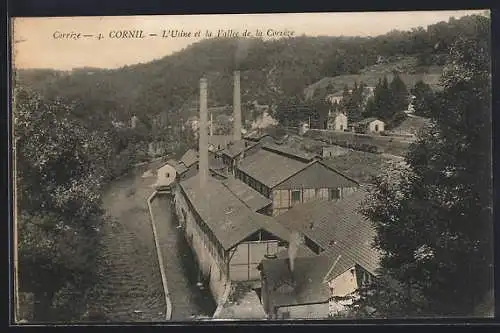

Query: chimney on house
[233,70,242,142]
[199,77,209,189]
[288,231,299,274]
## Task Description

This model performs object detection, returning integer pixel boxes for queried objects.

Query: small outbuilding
[154,162,176,189]
[355,118,385,134]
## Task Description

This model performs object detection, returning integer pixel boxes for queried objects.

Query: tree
[389,72,409,113]
[366,77,392,121]
[15,88,109,321]
[355,15,492,317]
[340,84,351,111]
[411,80,435,117]
[345,81,364,123]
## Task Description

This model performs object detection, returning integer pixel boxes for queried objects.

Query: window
[329,188,340,200]
[374,124,379,132]
[291,190,301,203]
[340,125,343,131]
[281,311,290,319]
[166,172,170,178]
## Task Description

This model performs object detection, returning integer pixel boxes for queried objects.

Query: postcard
[11,10,493,324]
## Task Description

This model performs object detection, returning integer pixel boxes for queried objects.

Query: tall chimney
[210,112,213,136]
[199,77,209,188]
[233,70,242,141]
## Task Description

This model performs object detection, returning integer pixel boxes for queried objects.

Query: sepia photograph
[10,9,493,323]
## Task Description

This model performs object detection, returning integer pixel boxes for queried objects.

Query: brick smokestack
[199,77,209,188]
[233,70,242,141]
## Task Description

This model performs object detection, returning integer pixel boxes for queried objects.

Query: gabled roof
[274,188,380,276]
[356,117,384,126]
[221,177,272,212]
[165,159,187,175]
[179,175,290,250]
[220,140,256,159]
[262,144,318,162]
[180,149,198,168]
[237,148,309,188]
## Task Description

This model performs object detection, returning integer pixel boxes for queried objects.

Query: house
[325,93,344,105]
[235,144,359,216]
[262,189,380,319]
[174,174,291,304]
[274,188,376,255]
[163,159,188,180]
[321,145,350,159]
[327,111,348,132]
[355,118,385,134]
[153,162,176,190]
[260,250,377,319]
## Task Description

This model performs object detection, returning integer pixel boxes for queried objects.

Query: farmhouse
[355,118,385,134]
[327,111,348,132]
[235,144,358,216]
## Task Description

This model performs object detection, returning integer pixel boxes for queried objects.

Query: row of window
[290,188,341,203]
[236,170,270,198]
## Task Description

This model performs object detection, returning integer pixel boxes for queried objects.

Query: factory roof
[179,174,290,250]
[237,148,309,188]
[180,149,198,168]
[274,188,380,276]
[220,140,258,159]
[237,145,357,190]
[221,177,272,212]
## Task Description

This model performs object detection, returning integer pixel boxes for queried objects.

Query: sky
[12,10,488,70]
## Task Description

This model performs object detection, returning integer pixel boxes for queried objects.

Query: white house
[154,163,177,189]
[327,111,348,132]
[325,93,344,105]
[355,118,385,134]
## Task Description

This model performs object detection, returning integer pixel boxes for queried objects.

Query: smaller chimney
[288,232,299,273]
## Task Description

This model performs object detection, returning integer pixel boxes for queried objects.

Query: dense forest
[13,13,491,322]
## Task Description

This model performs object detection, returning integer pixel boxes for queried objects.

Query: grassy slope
[304,57,443,99]
[322,150,392,184]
